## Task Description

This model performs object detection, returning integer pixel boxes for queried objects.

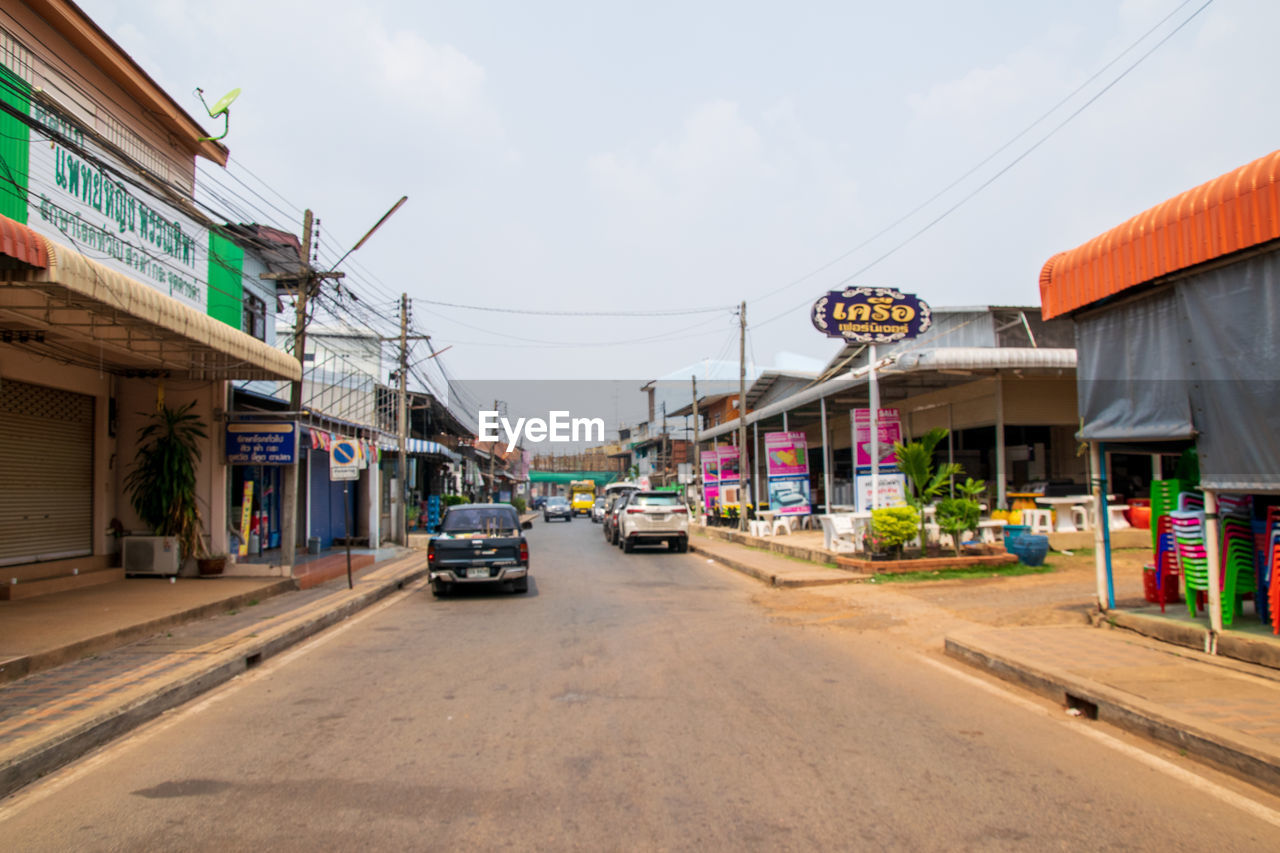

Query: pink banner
[717,446,741,483]
[854,408,901,467]
[764,431,808,478]
[701,450,720,506]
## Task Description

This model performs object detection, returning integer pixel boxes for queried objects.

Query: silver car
[617,491,689,553]
[591,496,607,523]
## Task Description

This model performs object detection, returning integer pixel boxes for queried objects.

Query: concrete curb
[1107,609,1280,671]
[688,543,864,589]
[0,579,298,685]
[0,555,428,800]
[944,628,1280,796]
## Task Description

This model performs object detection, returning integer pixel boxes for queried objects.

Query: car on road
[428,503,533,596]
[604,489,636,545]
[531,496,547,510]
[617,491,689,553]
[543,495,573,522]
[590,496,607,523]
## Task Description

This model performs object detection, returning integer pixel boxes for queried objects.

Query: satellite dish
[194,87,242,142]
[208,88,241,117]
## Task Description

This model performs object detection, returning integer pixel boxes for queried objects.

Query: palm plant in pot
[123,401,209,570]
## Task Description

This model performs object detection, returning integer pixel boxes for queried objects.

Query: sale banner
[854,408,902,468]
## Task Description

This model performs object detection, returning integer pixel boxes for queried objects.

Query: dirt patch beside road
[750,549,1150,651]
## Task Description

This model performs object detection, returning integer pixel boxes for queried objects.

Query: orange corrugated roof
[1039,149,1280,318]
[0,213,48,268]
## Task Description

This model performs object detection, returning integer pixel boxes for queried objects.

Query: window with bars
[242,292,267,341]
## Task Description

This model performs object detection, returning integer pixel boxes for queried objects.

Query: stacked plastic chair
[1218,494,1254,629]
[1170,509,1209,619]
[1152,513,1179,612]
[1149,480,1182,552]
[1267,506,1280,635]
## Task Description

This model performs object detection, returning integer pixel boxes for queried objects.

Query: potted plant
[197,552,229,576]
[123,401,208,566]
[868,506,919,559]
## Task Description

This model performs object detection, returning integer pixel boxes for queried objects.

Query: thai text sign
[854,408,901,468]
[226,423,297,465]
[811,287,932,343]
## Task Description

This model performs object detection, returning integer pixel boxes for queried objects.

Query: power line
[417,298,733,317]
[753,0,1216,331]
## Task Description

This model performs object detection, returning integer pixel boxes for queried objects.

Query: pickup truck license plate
[467,567,489,579]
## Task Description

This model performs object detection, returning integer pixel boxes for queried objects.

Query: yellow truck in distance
[569,480,596,516]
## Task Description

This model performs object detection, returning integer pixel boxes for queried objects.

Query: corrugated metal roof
[0,213,48,268]
[1040,149,1280,318]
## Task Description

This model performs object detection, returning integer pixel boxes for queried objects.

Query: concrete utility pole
[268,210,341,570]
[489,399,498,501]
[738,300,748,532]
[691,375,701,517]
[396,294,409,544]
[264,198,405,569]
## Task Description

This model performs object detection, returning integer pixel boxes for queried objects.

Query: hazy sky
[81,0,1275,384]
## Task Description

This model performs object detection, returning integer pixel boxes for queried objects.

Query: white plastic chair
[772,517,794,536]
[748,519,771,537]
[1023,508,1053,534]
[1107,505,1132,529]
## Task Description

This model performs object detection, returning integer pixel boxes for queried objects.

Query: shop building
[1040,148,1280,630]
[0,2,297,595]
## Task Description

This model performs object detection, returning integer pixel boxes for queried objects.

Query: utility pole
[397,294,409,544]
[263,198,405,571]
[488,399,498,502]
[738,300,748,532]
[691,375,700,517]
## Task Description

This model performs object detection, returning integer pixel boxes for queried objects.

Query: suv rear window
[441,507,520,534]
[632,493,682,506]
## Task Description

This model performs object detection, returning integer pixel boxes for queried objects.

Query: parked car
[591,496,607,523]
[544,495,573,522]
[604,490,636,545]
[427,503,532,596]
[531,496,547,510]
[617,491,689,553]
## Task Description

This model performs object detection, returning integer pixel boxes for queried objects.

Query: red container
[1128,506,1151,529]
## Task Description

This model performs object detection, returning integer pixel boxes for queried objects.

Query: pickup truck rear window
[441,508,520,534]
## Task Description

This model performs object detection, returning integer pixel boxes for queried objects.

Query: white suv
[618,491,689,553]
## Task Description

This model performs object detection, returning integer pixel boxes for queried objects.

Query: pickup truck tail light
[427,542,436,566]
[519,541,529,563]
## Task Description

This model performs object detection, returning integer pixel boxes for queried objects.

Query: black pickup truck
[427,503,533,597]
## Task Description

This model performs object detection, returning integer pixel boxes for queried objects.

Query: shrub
[443,494,469,507]
[510,496,527,513]
[869,506,920,554]
[935,497,981,556]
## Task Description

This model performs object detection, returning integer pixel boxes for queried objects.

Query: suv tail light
[627,507,644,514]
[519,541,529,563]
[672,507,687,513]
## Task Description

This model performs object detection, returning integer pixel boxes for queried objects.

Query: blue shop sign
[226,422,298,465]
[811,287,932,343]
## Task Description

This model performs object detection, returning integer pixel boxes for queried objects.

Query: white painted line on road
[0,579,427,824]
[918,654,1280,829]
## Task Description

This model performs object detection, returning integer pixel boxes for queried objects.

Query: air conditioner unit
[122,536,181,576]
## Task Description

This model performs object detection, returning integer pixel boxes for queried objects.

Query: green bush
[510,496,527,513]
[870,506,920,553]
[935,497,980,556]
[443,494,469,507]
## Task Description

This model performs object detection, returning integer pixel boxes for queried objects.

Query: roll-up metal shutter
[0,380,94,565]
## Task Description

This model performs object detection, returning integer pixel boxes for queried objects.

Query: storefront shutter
[0,380,94,565]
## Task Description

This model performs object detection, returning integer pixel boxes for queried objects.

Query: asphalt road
[4,518,1280,850]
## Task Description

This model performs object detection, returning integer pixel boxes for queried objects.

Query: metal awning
[0,233,300,381]
[696,347,1077,441]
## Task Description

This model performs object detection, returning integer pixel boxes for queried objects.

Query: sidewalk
[946,625,1280,794]
[693,523,1280,795]
[0,548,426,799]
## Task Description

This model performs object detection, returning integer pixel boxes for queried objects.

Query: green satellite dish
[194,87,242,142]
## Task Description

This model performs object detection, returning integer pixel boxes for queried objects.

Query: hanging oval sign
[811,287,932,343]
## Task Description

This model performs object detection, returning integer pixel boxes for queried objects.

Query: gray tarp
[1075,248,1280,492]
